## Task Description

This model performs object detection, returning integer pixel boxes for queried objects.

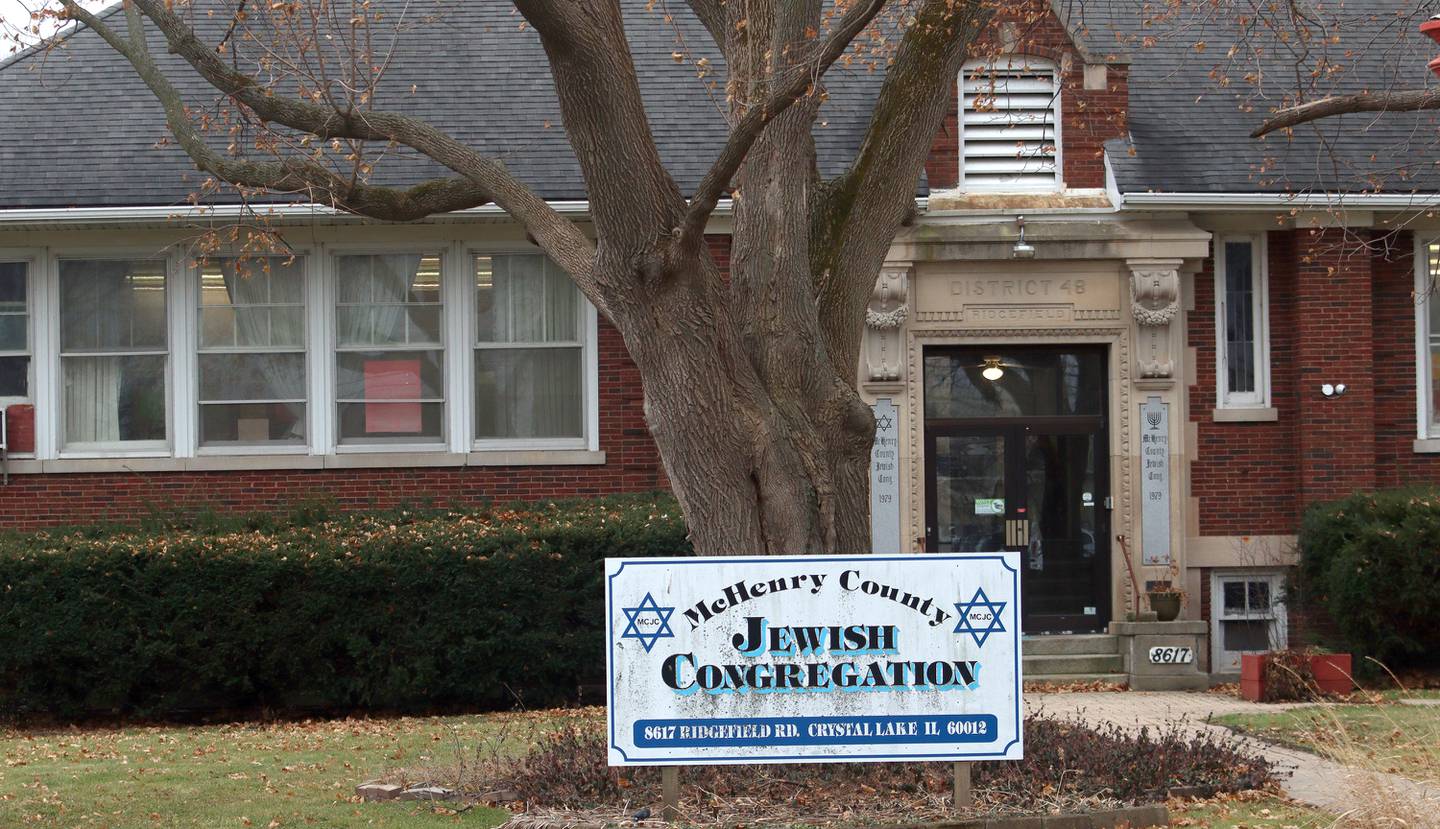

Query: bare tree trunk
[604,242,874,557]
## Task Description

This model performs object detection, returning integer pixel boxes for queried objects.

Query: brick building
[1,0,1435,676]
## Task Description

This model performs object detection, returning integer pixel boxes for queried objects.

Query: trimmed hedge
[0,494,690,720]
[1298,488,1440,669]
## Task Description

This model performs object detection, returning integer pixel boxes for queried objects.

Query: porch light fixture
[1011,215,1036,259]
[982,356,1005,382]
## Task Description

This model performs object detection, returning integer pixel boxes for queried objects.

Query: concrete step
[1021,634,1119,657]
[1022,653,1125,675]
[1024,673,1129,686]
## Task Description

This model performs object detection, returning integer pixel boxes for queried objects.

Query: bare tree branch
[1252,88,1440,137]
[111,0,600,302]
[679,0,889,244]
[57,0,496,223]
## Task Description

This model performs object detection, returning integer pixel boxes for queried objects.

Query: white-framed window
[1416,239,1440,439]
[0,260,30,400]
[17,242,601,466]
[1210,570,1287,673]
[473,254,587,445]
[333,253,446,447]
[57,258,169,452]
[960,57,1061,192]
[197,256,308,449]
[1214,234,1271,408]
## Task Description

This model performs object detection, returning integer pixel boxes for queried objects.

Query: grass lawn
[0,715,516,828]
[1170,792,1332,828]
[1213,703,1440,783]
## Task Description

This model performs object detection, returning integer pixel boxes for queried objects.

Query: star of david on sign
[876,413,894,431]
[620,592,676,653]
[954,587,1007,647]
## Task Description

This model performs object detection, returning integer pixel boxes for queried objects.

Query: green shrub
[1298,488,1440,669]
[0,493,690,720]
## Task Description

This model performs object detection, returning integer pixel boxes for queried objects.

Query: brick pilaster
[1294,228,1376,505]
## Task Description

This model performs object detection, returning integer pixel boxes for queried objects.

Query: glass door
[923,345,1111,633]
[1021,428,1108,632]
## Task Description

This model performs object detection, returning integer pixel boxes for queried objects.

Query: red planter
[1309,653,1354,694]
[1422,16,1440,45]
[1240,652,1354,701]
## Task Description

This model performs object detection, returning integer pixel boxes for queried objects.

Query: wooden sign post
[661,767,679,821]
[953,761,972,810]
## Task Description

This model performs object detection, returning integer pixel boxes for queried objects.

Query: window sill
[3,450,607,475]
[1212,407,1278,423]
[1413,438,1440,454]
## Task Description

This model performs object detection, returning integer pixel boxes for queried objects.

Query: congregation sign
[605,554,1023,765]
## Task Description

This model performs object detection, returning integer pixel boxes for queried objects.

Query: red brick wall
[1294,228,1377,502]
[1372,231,1440,487]
[923,1,1129,192]
[0,236,750,531]
[1188,231,1300,535]
[1190,228,1440,536]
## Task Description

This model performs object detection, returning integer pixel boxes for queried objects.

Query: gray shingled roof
[0,0,883,209]
[2,0,1438,209]
[1090,0,1440,195]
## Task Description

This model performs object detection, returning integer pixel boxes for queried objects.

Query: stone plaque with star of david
[605,553,1023,765]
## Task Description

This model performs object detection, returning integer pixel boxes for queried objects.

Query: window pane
[1222,581,1247,614]
[60,260,168,352]
[0,262,25,310]
[338,402,444,442]
[63,354,166,444]
[200,402,306,445]
[198,353,306,402]
[924,348,1105,418]
[0,355,27,397]
[1224,241,1256,395]
[477,254,582,344]
[545,260,580,341]
[407,306,443,345]
[336,351,445,401]
[475,348,583,439]
[1432,345,1440,425]
[1221,619,1270,652]
[1247,580,1272,612]
[200,307,237,348]
[0,314,25,351]
[234,307,272,347]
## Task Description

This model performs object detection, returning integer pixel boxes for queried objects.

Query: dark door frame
[922,345,1112,634]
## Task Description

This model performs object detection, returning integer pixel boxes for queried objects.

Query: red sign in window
[364,359,422,434]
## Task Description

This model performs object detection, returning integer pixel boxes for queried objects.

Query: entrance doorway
[923,346,1111,633]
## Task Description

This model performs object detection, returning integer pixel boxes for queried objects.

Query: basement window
[960,58,1060,192]
[1211,571,1287,673]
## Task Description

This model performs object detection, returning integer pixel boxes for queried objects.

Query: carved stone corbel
[1126,259,1182,383]
[863,264,912,389]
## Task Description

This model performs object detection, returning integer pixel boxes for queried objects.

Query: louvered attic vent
[960,60,1060,191]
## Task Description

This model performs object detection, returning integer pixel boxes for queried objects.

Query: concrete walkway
[1026,691,1440,819]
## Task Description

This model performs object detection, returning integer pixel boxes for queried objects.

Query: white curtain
[477,255,582,438]
[65,356,122,443]
[219,261,305,399]
[339,255,421,348]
